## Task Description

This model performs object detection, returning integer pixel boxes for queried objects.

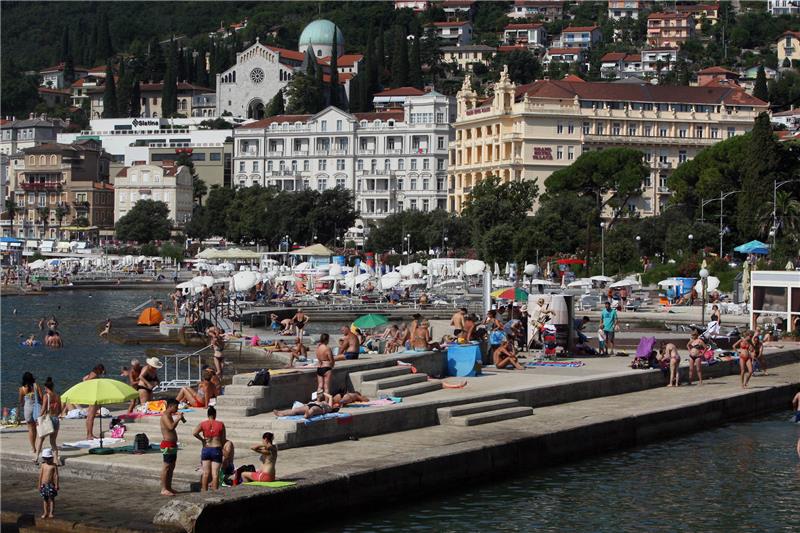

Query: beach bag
[32,386,42,420]
[248,369,270,387]
[133,433,150,452]
[110,424,126,439]
[36,415,54,438]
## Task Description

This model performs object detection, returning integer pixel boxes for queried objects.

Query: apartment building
[442,0,476,20]
[114,162,193,226]
[503,23,547,49]
[607,0,642,20]
[232,91,454,222]
[0,116,66,156]
[8,140,114,240]
[428,21,473,46]
[601,48,679,79]
[777,31,800,67]
[441,45,497,71]
[675,3,720,29]
[560,26,602,49]
[506,1,563,22]
[768,0,800,15]
[543,47,585,65]
[647,12,695,48]
[447,69,767,217]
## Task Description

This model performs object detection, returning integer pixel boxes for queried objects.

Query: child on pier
[37,448,59,519]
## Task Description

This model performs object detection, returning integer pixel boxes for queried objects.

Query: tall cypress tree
[116,59,130,116]
[376,25,385,87]
[753,65,769,102]
[102,64,118,117]
[266,89,285,116]
[194,51,209,87]
[145,38,165,82]
[359,25,375,112]
[177,47,187,82]
[162,40,178,116]
[329,26,339,108]
[62,26,76,86]
[84,24,97,66]
[130,80,141,117]
[95,12,113,62]
[391,26,409,88]
[409,32,422,89]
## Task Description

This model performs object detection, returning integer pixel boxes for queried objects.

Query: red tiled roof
[676,3,719,12]
[514,0,561,6]
[139,82,212,92]
[648,12,692,20]
[88,65,108,73]
[601,52,627,62]
[698,66,739,76]
[267,45,306,62]
[318,54,364,67]
[442,0,474,6]
[497,45,528,53]
[700,78,741,88]
[563,26,598,32]
[781,31,800,40]
[505,23,543,30]
[375,87,426,97]
[38,87,71,95]
[432,21,470,27]
[546,47,584,55]
[625,54,641,62]
[353,110,404,122]
[516,79,768,107]
[116,168,128,178]
[322,73,354,85]
[39,62,90,73]
[562,74,585,82]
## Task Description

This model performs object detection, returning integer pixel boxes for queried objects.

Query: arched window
[28,156,35,166]
[384,159,391,170]
[50,155,57,165]
[39,156,46,165]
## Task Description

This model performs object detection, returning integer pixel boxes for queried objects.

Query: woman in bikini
[733,331,755,389]
[686,332,706,386]
[493,339,524,370]
[753,327,768,376]
[122,359,143,413]
[176,371,216,408]
[17,372,43,457]
[206,328,225,377]
[192,406,226,491]
[290,310,309,339]
[138,358,162,406]
[331,389,369,407]
[82,365,105,440]
[658,342,681,387]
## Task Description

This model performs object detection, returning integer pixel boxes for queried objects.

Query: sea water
[320,411,800,532]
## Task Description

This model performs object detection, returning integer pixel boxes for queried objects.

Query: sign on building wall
[532,147,553,160]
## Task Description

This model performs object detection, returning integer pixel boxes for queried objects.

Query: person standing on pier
[193,406,226,491]
[601,302,618,355]
[335,326,361,361]
[290,309,309,339]
[82,365,105,440]
[160,399,184,496]
[733,332,755,389]
[316,333,334,395]
[450,308,467,335]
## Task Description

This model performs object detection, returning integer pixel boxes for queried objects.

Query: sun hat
[41,448,53,458]
[146,357,163,369]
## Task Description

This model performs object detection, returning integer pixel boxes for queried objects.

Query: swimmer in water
[23,334,37,347]
[99,319,112,338]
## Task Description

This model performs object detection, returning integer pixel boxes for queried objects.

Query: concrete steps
[437,399,533,426]
[350,366,442,398]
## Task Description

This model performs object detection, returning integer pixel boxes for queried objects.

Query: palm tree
[37,207,50,240]
[757,190,800,242]
[4,198,17,238]
[54,205,68,241]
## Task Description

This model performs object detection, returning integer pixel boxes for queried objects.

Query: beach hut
[137,307,163,326]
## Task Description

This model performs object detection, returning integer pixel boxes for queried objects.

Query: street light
[405,233,411,264]
[600,222,606,277]
[442,236,448,257]
[688,233,694,256]
[772,179,800,247]
[635,235,641,270]
[699,267,709,324]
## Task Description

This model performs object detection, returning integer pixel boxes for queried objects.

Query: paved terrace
[1,342,798,531]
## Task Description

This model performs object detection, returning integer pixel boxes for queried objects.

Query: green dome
[298,19,344,54]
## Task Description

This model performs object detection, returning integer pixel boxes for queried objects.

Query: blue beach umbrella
[733,240,770,255]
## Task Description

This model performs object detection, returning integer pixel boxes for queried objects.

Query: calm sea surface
[1,289,175,408]
[318,411,800,533]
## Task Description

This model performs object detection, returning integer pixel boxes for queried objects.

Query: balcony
[20,181,63,191]
[657,186,672,194]
[359,188,394,198]
[657,161,672,169]
[73,200,90,208]
[270,170,301,178]
[583,134,716,147]
[266,150,283,157]
[359,169,394,177]
[358,148,376,155]
[331,148,348,155]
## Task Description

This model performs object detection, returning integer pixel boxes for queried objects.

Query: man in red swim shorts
[160,398,184,496]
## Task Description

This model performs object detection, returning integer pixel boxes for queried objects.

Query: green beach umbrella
[61,379,138,452]
[353,314,389,330]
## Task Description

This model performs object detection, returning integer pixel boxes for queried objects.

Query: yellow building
[777,31,800,67]
[448,68,768,216]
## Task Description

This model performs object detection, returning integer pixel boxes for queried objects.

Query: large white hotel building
[232,89,454,222]
[448,68,769,216]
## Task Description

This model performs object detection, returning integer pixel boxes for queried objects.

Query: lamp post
[699,267,709,324]
[716,190,740,258]
[772,179,800,247]
[635,234,641,261]
[442,236,448,257]
[405,233,411,264]
[688,233,694,256]
[600,222,606,277]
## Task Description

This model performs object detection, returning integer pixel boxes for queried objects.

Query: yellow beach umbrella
[62,379,138,451]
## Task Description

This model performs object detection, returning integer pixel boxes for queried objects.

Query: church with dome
[215,19,360,119]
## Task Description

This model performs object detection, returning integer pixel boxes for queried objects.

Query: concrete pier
[2,345,798,532]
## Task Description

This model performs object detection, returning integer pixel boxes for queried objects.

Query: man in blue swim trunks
[335,326,361,361]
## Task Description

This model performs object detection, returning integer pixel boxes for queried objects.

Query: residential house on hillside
[647,12,694,48]
[503,23,547,49]
[696,66,740,87]
[777,31,800,67]
[739,65,778,94]
[560,26,602,49]
[428,21,473,46]
[543,47,586,66]
[0,116,66,156]
[675,3,720,29]
[768,0,800,15]
[607,0,642,20]
[441,45,497,71]
[39,63,90,89]
[507,1,563,22]
[394,0,430,12]
[442,0,476,21]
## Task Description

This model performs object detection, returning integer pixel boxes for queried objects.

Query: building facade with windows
[447,70,768,217]
[777,31,800,67]
[232,92,454,222]
[428,21,473,46]
[114,162,193,226]
[7,140,113,240]
[506,1,563,22]
[647,12,694,48]
[0,116,66,156]
[768,0,800,16]
[607,0,642,20]
[503,23,547,49]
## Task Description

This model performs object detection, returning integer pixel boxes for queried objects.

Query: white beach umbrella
[231,271,259,291]
[493,262,500,276]
[381,271,402,289]
[590,275,614,282]
[492,278,514,288]
[568,279,592,288]
[275,274,298,283]
[695,276,720,294]
[658,279,682,288]
[438,278,464,287]
[400,278,426,287]
[609,279,637,288]
[319,273,345,282]
[215,262,235,272]
[463,259,486,276]
[293,262,310,272]
[529,279,555,286]
[28,259,47,270]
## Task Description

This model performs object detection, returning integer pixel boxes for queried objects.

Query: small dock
[98,316,182,345]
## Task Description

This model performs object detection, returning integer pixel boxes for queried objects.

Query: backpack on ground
[248,369,270,387]
[133,433,150,452]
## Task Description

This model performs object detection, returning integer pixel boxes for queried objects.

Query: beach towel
[118,408,193,420]
[113,443,160,453]
[243,481,296,488]
[277,412,352,425]
[62,437,125,449]
[526,360,586,368]
[344,398,402,408]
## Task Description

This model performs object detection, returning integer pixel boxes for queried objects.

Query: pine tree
[266,89,285,116]
[194,51,209,87]
[329,25,340,108]
[408,32,422,89]
[116,59,131,116]
[130,80,141,117]
[753,64,769,102]
[95,12,113,62]
[676,58,690,86]
[162,40,178,116]
[145,38,165,82]
[102,64,118,117]
[359,25,375,112]
[376,25,385,87]
[738,113,785,237]
[392,27,409,87]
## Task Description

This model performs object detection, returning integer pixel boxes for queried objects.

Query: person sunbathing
[273,397,337,419]
[493,340,524,370]
[286,338,308,367]
[240,432,277,483]
[331,389,368,407]
[176,371,216,408]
